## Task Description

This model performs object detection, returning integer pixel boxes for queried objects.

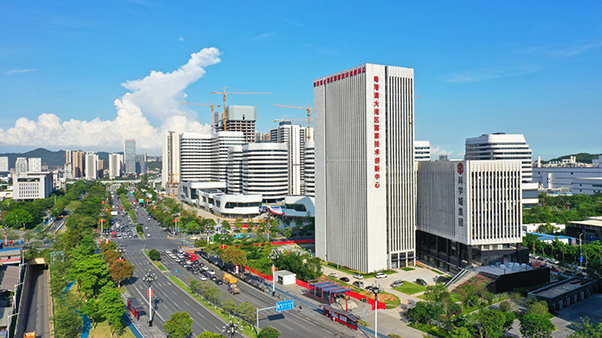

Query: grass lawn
[401,267,415,271]
[128,209,137,222]
[169,276,257,338]
[88,319,135,338]
[394,282,426,295]
[409,323,448,338]
[154,261,167,271]
[361,270,397,279]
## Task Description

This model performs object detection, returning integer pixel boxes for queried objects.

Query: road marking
[196,311,205,318]
[183,300,190,306]
[172,290,177,295]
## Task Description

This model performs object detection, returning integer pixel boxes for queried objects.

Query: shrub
[148,249,161,261]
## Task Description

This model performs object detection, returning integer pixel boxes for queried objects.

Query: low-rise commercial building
[284,195,315,218]
[529,277,597,311]
[12,172,53,200]
[196,190,262,219]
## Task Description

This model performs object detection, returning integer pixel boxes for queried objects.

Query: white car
[353,274,363,279]
[208,270,216,275]
[328,272,339,278]
[199,275,207,281]
[375,272,387,279]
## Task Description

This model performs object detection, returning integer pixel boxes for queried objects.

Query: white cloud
[446,65,541,83]
[0,47,220,151]
[431,145,464,160]
[179,37,184,41]
[6,68,38,75]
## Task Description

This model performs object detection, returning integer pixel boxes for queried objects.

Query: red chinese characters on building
[314,67,366,87]
[374,74,381,188]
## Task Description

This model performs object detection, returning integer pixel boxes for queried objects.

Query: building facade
[124,139,136,174]
[135,153,147,175]
[414,141,431,162]
[465,133,533,182]
[72,151,85,178]
[226,145,243,194]
[108,153,123,179]
[15,158,27,177]
[13,172,54,200]
[304,140,315,196]
[85,152,98,180]
[241,143,288,203]
[216,105,257,143]
[270,122,307,195]
[28,158,42,172]
[0,157,8,172]
[314,63,416,272]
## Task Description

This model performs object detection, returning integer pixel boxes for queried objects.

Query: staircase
[445,267,476,291]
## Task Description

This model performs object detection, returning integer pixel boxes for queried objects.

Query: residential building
[108,153,123,179]
[162,131,181,190]
[215,105,257,143]
[314,63,416,272]
[15,158,27,177]
[136,153,147,175]
[414,141,431,162]
[256,132,270,142]
[270,122,307,195]
[416,160,525,272]
[0,157,8,172]
[85,152,98,180]
[13,172,54,200]
[304,140,315,196]
[242,143,288,203]
[64,150,73,179]
[98,159,105,178]
[124,139,136,174]
[72,151,85,178]
[179,133,213,182]
[28,158,42,172]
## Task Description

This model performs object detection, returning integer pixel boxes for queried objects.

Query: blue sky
[1,1,601,158]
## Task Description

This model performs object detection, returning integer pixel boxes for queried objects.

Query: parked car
[328,272,339,278]
[390,280,404,288]
[352,281,364,288]
[340,277,350,282]
[365,285,374,291]
[375,272,387,279]
[415,278,428,286]
[353,273,363,280]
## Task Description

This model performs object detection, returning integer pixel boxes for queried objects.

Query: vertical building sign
[456,162,464,227]
[373,73,381,188]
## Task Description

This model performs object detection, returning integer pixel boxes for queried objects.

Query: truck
[223,273,237,285]
[228,284,241,294]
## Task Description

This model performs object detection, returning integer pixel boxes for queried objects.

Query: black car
[415,278,428,286]
[365,285,374,291]
[215,279,223,285]
[339,277,350,282]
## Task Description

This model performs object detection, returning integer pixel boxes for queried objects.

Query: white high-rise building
[64,150,73,179]
[416,160,523,270]
[108,153,123,179]
[85,152,98,180]
[0,157,8,172]
[414,141,431,162]
[179,133,213,181]
[242,143,288,202]
[314,63,416,272]
[226,145,243,194]
[211,131,246,182]
[270,122,306,195]
[15,157,27,177]
[162,131,181,190]
[124,139,136,174]
[304,141,315,197]
[28,158,42,172]
[465,133,532,183]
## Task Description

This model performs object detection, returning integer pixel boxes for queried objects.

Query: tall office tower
[72,151,86,178]
[136,153,147,175]
[64,150,73,179]
[179,133,213,181]
[211,131,246,181]
[416,160,523,270]
[124,139,136,174]
[304,141,315,196]
[108,153,123,179]
[226,145,243,194]
[270,122,307,195]
[256,132,270,142]
[414,141,431,162]
[242,143,288,202]
[314,63,416,272]
[465,133,533,183]
[15,157,28,177]
[28,158,42,172]
[215,105,257,143]
[0,157,8,172]
[97,159,105,178]
[85,152,98,180]
[162,131,181,189]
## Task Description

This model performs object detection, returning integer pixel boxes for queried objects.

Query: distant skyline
[1,1,601,159]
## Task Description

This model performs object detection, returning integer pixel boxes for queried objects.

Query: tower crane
[273,104,314,140]
[210,86,272,131]
[180,102,221,132]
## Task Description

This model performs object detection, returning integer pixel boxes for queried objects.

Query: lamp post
[117,246,125,260]
[269,248,280,295]
[579,232,583,267]
[142,269,157,326]
[222,321,240,338]
[371,283,381,338]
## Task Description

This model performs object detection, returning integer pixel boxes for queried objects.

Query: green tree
[406,301,444,324]
[258,326,281,338]
[164,311,193,338]
[198,332,226,338]
[568,318,602,338]
[283,228,292,238]
[53,298,83,338]
[423,283,451,305]
[109,259,135,286]
[221,220,232,232]
[449,327,472,338]
[236,302,257,324]
[471,309,515,338]
[220,246,248,266]
[519,313,554,338]
[188,221,201,234]
[69,254,110,299]
[222,298,236,315]
[98,282,126,335]
[148,249,161,261]
[4,209,34,228]
[526,299,550,316]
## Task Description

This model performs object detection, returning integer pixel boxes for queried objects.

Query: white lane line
[172,290,177,295]
[196,311,205,318]
[183,300,190,306]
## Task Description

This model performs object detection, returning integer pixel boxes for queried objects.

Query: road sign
[580,256,583,264]
[276,300,294,312]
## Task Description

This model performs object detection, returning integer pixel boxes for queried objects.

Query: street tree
[188,221,201,234]
[69,254,110,299]
[258,326,281,338]
[100,240,118,254]
[222,298,236,315]
[109,259,135,287]
[519,313,554,338]
[98,283,126,336]
[148,249,161,261]
[236,302,257,324]
[221,246,248,267]
[164,311,193,338]
[4,209,34,228]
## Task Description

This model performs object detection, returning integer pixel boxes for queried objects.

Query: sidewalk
[121,288,166,338]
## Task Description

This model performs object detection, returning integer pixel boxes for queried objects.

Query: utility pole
[142,269,157,326]
[269,248,280,295]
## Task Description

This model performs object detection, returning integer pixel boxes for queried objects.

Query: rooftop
[530,277,595,299]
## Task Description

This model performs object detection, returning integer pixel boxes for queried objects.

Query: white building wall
[534,167,602,189]
[226,145,243,194]
[315,63,415,272]
[270,123,305,195]
[211,131,245,182]
[304,141,315,196]
[85,152,98,180]
[180,133,213,181]
[242,143,288,202]
[28,158,42,172]
[13,172,53,200]
[572,177,602,195]
[414,141,431,161]
[15,158,27,177]
[108,153,122,179]
[0,157,8,172]
[162,131,181,189]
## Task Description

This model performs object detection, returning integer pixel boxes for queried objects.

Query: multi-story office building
[13,172,54,200]
[314,63,416,272]
[270,122,307,195]
[85,152,98,180]
[256,132,270,142]
[215,105,257,143]
[304,141,315,196]
[179,133,213,181]
[108,153,123,179]
[416,160,525,271]
[64,150,73,179]
[242,143,288,202]
[15,158,27,177]
[226,145,243,194]
[28,158,42,172]
[465,133,532,182]
[72,151,86,178]
[414,141,431,162]
[162,131,181,190]
[211,131,246,181]
[124,139,136,174]
[136,153,147,175]
[0,157,8,172]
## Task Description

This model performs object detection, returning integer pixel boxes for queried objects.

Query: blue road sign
[580,256,583,264]
[175,270,178,274]
[276,300,294,312]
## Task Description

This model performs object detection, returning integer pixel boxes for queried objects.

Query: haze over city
[1,1,601,158]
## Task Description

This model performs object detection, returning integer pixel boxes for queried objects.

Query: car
[145,226,149,230]
[199,275,207,281]
[210,276,217,281]
[339,277,350,282]
[353,274,363,279]
[415,278,428,286]
[390,280,404,288]
[352,281,364,288]
[365,285,374,291]
[215,279,223,285]
[202,266,209,271]
[375,272,387,279]
[208,270,216,275]
[328,272,339,278]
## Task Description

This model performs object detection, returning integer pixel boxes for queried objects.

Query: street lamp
[117,246,126,260]
[579,233,584,267]
[222,321,240,338]
[269,248,280,295]
[371,283,381,338]
[142,269,157,326]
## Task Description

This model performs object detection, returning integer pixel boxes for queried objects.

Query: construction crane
[273,104,314,140]
[180,102,221,132]
[210,86,272,131]
[170,173,180,197]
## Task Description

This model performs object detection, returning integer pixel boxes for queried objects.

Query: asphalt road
[23,265,51,338]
